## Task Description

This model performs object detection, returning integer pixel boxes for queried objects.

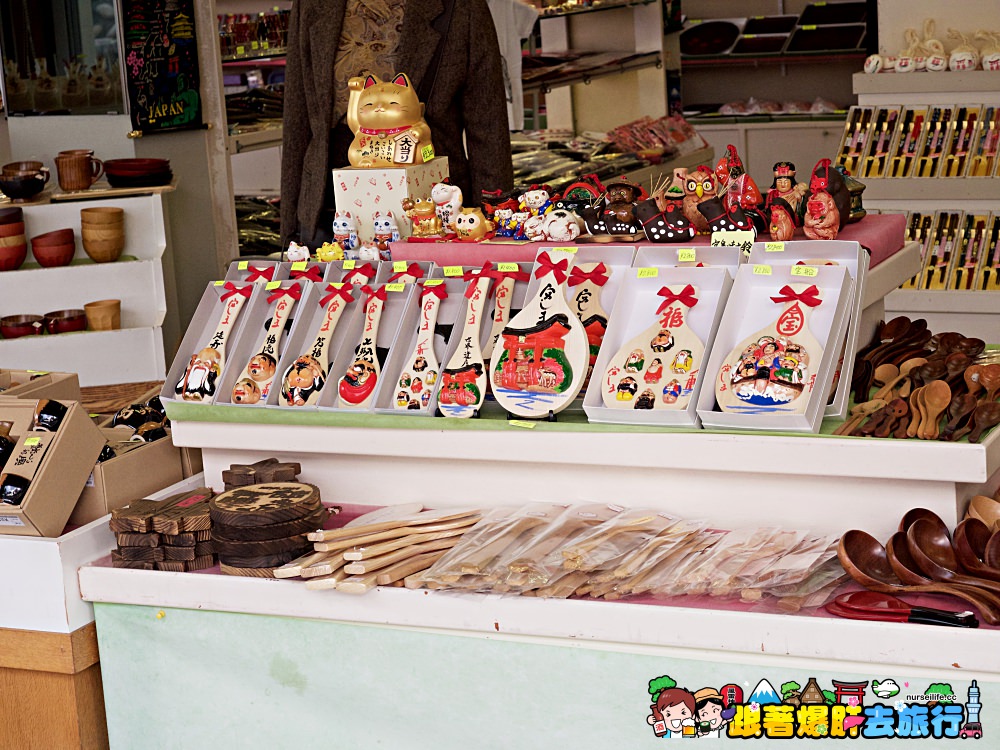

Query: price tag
[25,437,40,447]
[424,279,444,287]
[236,45,245,55]
[443,265,462,277]
[636,267,659,279]
[291,261,308,271]
[385,283,405,292]
[238,260,249,270]
[803,24,817,30]
[497,262,519,272]
[677,248,697,262]
[791,265,819,277]
[753,264,772,276]
[710,230,755,251]
[342,260,356,270]
[744,34,757,39]
[251,41,259,49]
[765,242,785,253]
[328,283,345,289]
[421,145,435,162]
[393,260,408,272]
[262,41,269,50]
[509,420,537,429]
[26,370,48,375]
[265,280,281,290]
[214,280,225,286]
[551,246,578,253]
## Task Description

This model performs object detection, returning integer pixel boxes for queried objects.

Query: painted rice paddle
[602,283,704,411]
[394,282,447,411]
[231,283,301,405]
[482,263,527,363]
[338,285,387,409]
[715,282,824,414]
[280,284,354,406]
[491,249,589,418]
[437,274,492,418]
[175,282,252,402]
[568,262,612,391]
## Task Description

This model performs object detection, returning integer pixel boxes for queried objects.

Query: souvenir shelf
[0,193,173,386]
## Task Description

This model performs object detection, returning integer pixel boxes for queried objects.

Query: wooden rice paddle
[175,283,252,401]
[338,285,387,409]
[394,283,446,411]
[232,283,300,404]
[280,284,354,406]
[437,273,492,418]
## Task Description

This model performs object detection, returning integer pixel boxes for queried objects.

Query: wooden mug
[55,154,104,191]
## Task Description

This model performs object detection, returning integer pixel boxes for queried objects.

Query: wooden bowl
[31,228,74,246]
[0,207,23,225]
[0,314,43,338]
[2,160,44,175]
[0,221,25,237]
[80,206,124,224]
[0,174,47,201]
[43,308,87,334]
[0,234,26,247]
[31,241,75,268]
[0,243,26,271]
[82,237,124,263]
[81,226,124,243]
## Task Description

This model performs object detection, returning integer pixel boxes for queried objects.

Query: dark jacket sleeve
[280,0,307,248]
[461,0,514,201]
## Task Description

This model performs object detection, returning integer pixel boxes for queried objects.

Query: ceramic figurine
[537,208,582,242]
[316,241,344,262]
[634,198,695,243]
[767,162,808,224]
[430,182,463,231]
[976,30,1000,71]
[332,211,359,251]
[714,145,765,232]
[286,241,311,262]
[372,211,401,254]
[518,185,554,217]
[803,159,850,240]
[681,166,717,235]
[401,197,443,237]
[554,175,604,215]
[581,178,645,236]
[346,73,433,167]
[947,29,980,71]
[766,196,797,242]
[357,242,382,262]
[491,198,520,238]
[453,207,495,242]
[697,196,754,234]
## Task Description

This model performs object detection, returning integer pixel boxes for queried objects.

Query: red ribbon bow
[534,252,569,284]
[568,263,610,288]
[770,284,822,308]
[319,284,355,308]
[266,283,302,304]
[422,283,449,301]
[464,263,492,299]
[341,263,376,283]
[245,265,275,282]
[389,262,423,282]
[361,284,388,304]
[481,261,528,296]
[656,284,699,313]
[220,282,253,302]
[290,265,324,282]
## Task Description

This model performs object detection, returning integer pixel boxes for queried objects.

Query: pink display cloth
[392,213,906,270]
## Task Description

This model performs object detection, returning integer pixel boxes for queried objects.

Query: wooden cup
[84,299,121,331]
[55,154,104,191]
[80,206,123,224]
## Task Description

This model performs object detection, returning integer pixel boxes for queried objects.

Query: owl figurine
[453,207,494,242]
[681,166,716,234]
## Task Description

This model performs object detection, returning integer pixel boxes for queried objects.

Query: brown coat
[280,0,514,246]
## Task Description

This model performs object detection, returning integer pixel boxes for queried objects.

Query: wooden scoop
[939,393,977,441]
[906,519,1000,596]
[871,358,924,402]
[917,379,951,439]
[954,518,1000,582]
[968,402,1000,443]
[874,398,908,438]
[964,365,984,399]
[969,494,1000,531]
[838,530,1000,624]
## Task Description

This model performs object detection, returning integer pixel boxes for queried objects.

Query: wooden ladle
[906,519,1000,596]
[918,379,951,439]
[953,518,1000,583]
[968,402,1000,443]
[899,506,948,534]
[839,530,1000,624]
[939,393,978,441]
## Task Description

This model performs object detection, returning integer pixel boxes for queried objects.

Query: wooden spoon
[482,268,518,364]
[337,285,387,409]
[833,398,887,436]
[928,331,963,359]
[953,519,1000,582]
[968,402,1000,443]
[855,316,909,360]
[906,386,925,438]
[232,283,299,404]
[175,283,252,402]
[982,364,1000,402]
[838,530,1000,624]
[872,359,923,401]
[939,393,978,441]
[280,285,355,407]
[906,519,1000,596]
[957,337,986,358]
[438,274,492,418]
[918,379,951,439]
[394,283,446,412]
[874,398,908,438]
[986,531,1000,569]
[965,365,984,399]
[568,262,612,390]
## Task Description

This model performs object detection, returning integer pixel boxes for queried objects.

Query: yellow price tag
[328,282,345,289]
[497,262,519,272]
[743,34,757,39]
[551,246,578,253]
[25,437,40,446]
[421,145,435,162]
[791,265,819,277]
[26,370,48,375]
[214,280,225,286]
[637,267,659,279]
[342,260,356,270]
[443,265,463,277]
[291,261,308,271]
[424,279,444,287]
[265,280,281,290]
[262,41,269,49]
[677,248,697,262]
[765,242,785,253]
[251,41,259,49]
[393,260,408,272]
[803,24,817,30]
[509,420,537,429]
[753,264,772,276]
[236,45,245,55]
[238,260,249,270]
[385,283,406,292]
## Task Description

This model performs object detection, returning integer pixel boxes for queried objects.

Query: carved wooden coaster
[151,490,215,534]
[218,547,307,568]
[115,532,160,547]
[220,563,277,578]
[221,458,302,489]
[212,533,311,557]
[209,482,322,528]
[120,545,164,562]
[160,529,212,546]
[110,488,212,533]
[111,550,154,569]
[212,506,333,543]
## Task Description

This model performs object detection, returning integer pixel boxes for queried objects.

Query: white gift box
[277,260,332,284]
[224,259,286,284]
[213,280,314,408]
[584,266,733,428]
[332,159,450,242]
[697,263,852,433]
[746,239,869,419]
[161,281,261,406]
[327,259,383,286]
[634,244,744,275]
[267,282,365,409]
[374,259,437,285]
[316,282,418,412]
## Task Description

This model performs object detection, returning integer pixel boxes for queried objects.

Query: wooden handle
[343,535,462,574]
[307,508,480,543]
[312,516,479,551]
[342,526,470,561]
[303,564,349,590]
[376,550,449,585]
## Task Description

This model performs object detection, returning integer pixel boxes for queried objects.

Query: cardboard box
[0,400,106,537]
[332,159,450,243]
[0,370,81,402]
[68,428,184,527]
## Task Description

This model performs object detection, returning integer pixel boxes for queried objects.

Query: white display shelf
[885,289,1000,343]
[227,126,283,154]
[853,70,1000,101]
[862,178,1000,203]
